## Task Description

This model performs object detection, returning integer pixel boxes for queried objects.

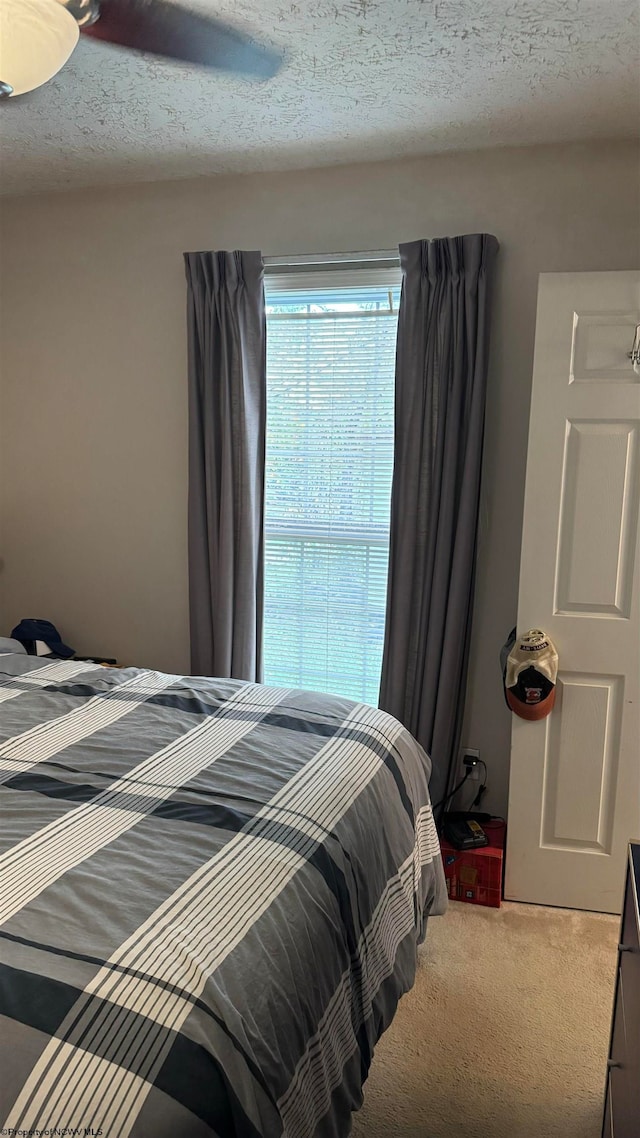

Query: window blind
[264,267,401,706]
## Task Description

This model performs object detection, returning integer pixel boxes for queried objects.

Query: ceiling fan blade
[81,0,284,79]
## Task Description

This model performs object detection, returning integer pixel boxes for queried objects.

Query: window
[264,262,401,705]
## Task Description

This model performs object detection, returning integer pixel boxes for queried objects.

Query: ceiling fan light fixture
[0,0,80,97]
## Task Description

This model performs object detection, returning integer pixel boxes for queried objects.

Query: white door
[505,271,640,914]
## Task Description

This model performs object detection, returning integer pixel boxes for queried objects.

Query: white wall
[0,139,638,816]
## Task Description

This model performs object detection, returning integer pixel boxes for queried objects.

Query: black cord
[432,770,470,812]
[470,760,488,809]
[472,785,487,809]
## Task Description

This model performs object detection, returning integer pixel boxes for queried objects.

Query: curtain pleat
[379,234,499,813]
[184,250,266,681]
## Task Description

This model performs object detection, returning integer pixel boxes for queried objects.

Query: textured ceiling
[0,0,637,195]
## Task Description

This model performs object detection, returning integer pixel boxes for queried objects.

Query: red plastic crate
[440,821,506,908]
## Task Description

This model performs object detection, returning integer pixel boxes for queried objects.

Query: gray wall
[1,139,638,816]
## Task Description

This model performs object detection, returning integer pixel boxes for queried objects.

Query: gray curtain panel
[184,250,266,681]
[379,234,499,812]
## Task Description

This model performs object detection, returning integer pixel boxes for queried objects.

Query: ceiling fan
[0,0,283,98]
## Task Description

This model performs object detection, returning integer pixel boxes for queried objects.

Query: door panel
[555,421,638,617]
[570,310,640,384]
[541,673,622,852]
[506,272,640,912]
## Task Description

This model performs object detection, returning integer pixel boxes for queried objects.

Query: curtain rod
[264,249,399,268]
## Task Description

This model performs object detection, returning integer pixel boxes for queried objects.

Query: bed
[0,651,446,1138]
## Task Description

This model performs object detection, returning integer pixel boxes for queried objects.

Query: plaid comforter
[0,654,446,1138]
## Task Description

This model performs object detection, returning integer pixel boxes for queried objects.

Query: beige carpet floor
[351,900,618,1138]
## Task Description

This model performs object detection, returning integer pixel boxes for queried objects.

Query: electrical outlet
[462,747,481,781]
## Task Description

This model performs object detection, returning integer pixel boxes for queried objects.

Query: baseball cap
[10,619,75,659]
[500,628,558,721]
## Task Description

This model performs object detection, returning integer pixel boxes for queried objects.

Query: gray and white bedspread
[0,653,446,1138]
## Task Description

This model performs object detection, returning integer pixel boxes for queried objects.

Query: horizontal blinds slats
[263,538,390,702]
[263,277,398,706]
